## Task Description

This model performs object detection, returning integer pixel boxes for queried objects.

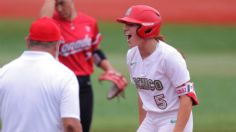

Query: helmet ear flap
[136,26,147,38]
[137,23,161,39]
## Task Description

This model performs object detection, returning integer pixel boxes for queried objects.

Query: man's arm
[40,0,55,18]
[62,118,82,132]
[60,73,82,132]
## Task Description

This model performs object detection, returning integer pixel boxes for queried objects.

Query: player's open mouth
[125,34,132,40]
[127,35,132,40]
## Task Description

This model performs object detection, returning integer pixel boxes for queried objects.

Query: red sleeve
[91,22,102,51]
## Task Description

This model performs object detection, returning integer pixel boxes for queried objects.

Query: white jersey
[0,51,80,132]
[127,41,190,114]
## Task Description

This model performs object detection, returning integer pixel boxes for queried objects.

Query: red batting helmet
[117,5,162,39]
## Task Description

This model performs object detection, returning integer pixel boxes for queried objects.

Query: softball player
[117,5,199,132]
[40,0,127,132]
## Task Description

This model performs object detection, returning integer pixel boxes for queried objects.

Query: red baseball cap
[29,17,62,42]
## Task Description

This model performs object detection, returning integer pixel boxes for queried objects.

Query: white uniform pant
[137,111,193,132]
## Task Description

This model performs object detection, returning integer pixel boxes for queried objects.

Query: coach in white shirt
[0,17,82,132]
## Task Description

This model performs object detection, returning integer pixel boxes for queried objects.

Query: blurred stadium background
[0,0,236,132]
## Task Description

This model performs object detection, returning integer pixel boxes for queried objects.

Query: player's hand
[98,70,128,100]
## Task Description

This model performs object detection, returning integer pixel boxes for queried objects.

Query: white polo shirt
[127,41,190,115]
[0,51,80,132]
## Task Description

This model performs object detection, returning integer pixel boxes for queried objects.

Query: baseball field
[0,19,236,131]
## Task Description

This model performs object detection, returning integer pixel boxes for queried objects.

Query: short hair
[29,40,58,49]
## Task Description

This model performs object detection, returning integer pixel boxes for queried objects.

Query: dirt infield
[0,0,235,25]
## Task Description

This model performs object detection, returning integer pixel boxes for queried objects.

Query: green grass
[1,20,236,132]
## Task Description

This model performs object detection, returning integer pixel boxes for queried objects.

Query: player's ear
[25,36,31,48]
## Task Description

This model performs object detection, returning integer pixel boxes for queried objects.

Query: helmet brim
[117,17,142,25]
